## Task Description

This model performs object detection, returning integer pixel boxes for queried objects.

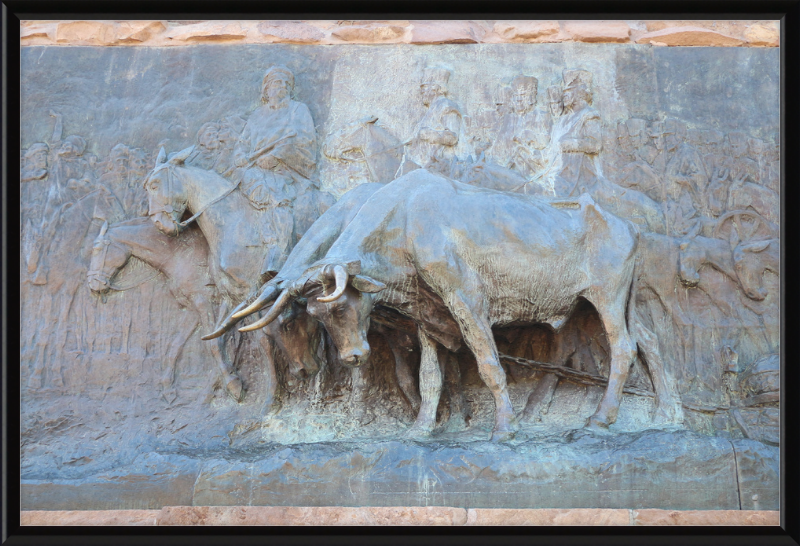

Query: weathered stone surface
[331,23,407,43]
[116,21,166,43]
[257,21,326,44]
[21,452,202,510]
[633,509,779,526]
[491,21,560,42]
[165,21,248,42]
[636,26,744,47]
[466,508,630,525]
[21,23,57,41]
[410,21,487,43]
[157,506,467,526]
[21,510,160,526]
[745,23,780,47]
[733,439,780,510]
[562,21,631,43]
[56,21,118,45]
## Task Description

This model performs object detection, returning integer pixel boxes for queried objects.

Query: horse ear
[743,240,771,253]
[364,116,378,125]
[679,241,689,251]
[99,220,108,237]
[729,224,740,249]
[168,146,194,165]
[156,147,167,165]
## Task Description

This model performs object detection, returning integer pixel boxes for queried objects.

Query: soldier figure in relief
[233,66,318,273]
[404,66,463,177]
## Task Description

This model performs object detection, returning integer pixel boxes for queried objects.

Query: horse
[143,147,328,404]
[87,217,322,407]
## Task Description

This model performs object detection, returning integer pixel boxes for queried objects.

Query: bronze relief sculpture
[20,44,779,511]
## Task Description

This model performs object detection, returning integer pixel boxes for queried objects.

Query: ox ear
[156,147,167,165]
[351,275,385,294]
[345,260,361,275]
[743,240,771,253]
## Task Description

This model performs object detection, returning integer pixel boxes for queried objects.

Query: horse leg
[405,329,443,439]
[160,312,199,405]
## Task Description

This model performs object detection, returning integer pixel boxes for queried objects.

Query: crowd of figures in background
[20,63,780,444]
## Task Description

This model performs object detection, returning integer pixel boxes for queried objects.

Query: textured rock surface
[562,21,631,43]
[636,26,745,47]
[21,508,780,526]
[21,430,777,511]
[21,510,160,526]
[21,20,779,47]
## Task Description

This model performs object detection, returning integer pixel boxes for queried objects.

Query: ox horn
[239,289,294,333]
[317,264,348,303]
[232,284,280,320]
[202,297,257,341]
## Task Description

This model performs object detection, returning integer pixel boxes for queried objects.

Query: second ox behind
[230,169,685,440]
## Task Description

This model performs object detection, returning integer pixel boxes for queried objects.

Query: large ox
[234,170,683,441]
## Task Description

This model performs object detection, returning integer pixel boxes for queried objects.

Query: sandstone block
[157,506,467,526]
[331,24,407,43]
[56,21,118,45]
[745,23,779,46]
[466,508,631,526]
[634,509,779,526]
[165,22,247,42]
[116,21,166,43]
[22,510,159,526]
[258,21,326,44]
[562,21,631,43]
[21,23,57,41]
[636,26,744,46]
[410,21,486,44]
[492,21,560,42]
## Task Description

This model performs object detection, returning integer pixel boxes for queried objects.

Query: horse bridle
[147,163,240,229]
[87,237,160,292]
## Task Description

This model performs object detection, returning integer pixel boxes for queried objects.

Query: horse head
[143,146,193,236]
[87,221,131,297]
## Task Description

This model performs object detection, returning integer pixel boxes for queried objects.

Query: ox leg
[629,306,684,426]
[443,350,468,432]
[449,294,517,441]
[588,302,637,430]
[198,298,243,402]
[255,333,281,417]
[521,372,560,423]
[386,333,421,415]
[405,330,443,439]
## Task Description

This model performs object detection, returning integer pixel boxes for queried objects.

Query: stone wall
[21,20,779,47]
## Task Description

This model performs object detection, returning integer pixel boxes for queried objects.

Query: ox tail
[626,260,685,426]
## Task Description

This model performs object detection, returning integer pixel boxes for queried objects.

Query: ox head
[87,221,130,298]
[143,147,193,237]
[733,240,774,301]
[269,301,323,381]
[236,261,386,368]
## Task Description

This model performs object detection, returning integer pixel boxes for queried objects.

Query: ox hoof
[585,415,611,432]
[404,425,433,441]
[490,429,517,442]
[225,376,244,402]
